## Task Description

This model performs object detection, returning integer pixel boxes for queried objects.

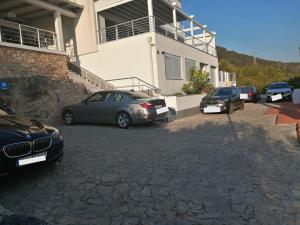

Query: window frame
[164,53,182,80]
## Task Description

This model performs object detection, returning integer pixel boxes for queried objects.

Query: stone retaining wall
[0,44,68,78]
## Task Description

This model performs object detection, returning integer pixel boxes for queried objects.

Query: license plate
[240,94,249,100]
[271,94,282,102]
[204,106,221,113]
[156,107,169,114]
[17,152,47,167]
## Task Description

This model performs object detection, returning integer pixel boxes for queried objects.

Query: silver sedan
[62,91,169,128]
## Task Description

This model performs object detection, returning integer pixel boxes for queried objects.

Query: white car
[266,82,293,102]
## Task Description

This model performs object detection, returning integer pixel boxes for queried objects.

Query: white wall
[155,33,219,94]
[79,32,219,95]
[74,0,98,56]
[293,89,300,104]
[78,33,157,86]
[165,94,206,112]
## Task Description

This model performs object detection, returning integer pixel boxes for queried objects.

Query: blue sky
[182,0,300,62]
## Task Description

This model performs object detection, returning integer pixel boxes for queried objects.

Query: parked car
[239,86,261,103]
[62,90,169,129]
[0,109,64,177]
[266,82,293,102]
[200,87,244,114]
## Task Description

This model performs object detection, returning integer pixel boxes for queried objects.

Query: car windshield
[269,83,290,89]
[210,88,232,97]
[127,92,151,100]
[0,109,9,117]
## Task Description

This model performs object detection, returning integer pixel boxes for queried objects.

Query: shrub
[182,69,210,95]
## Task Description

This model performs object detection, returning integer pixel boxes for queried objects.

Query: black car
[200,87,244,114]
[239,86,261,103]
[0,109,64,176]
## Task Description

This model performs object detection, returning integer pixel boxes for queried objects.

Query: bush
[182,69,210,95]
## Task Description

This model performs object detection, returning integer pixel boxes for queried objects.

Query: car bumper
[0,139,64,176]
[132,109,169,124]
[266,93,292,101]
[200,104,229,113]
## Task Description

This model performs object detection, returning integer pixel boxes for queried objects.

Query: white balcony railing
[0,19,57,50]
[98,16,217,57]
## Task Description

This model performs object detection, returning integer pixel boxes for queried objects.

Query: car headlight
[45,126,62,140]
[51,128,61,139]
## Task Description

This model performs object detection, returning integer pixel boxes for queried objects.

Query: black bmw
[0,109,64,176]
[200,87,244,114]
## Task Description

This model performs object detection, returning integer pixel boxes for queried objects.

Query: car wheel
[228,103,234,114]
[64,110,76,125]
[116,112,131,129]
[240,102,245,110]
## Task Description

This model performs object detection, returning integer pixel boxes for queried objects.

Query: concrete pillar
[190,15,194,47]
[147,0,154,17]
[54,11,64,51]
[190,15,194,36]
[203,25,207,52]
[172,2,177,40]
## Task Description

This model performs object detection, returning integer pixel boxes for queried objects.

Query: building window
[185,58,197,81]
[200,63,208,73]
[165,53,181,80]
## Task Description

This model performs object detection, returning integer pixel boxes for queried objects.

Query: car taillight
[248,92,254,97]
[140,102,154,110]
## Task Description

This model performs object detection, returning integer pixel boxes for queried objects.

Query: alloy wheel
[117,113,130,129]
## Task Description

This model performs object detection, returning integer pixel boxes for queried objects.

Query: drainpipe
[147,37,155,87]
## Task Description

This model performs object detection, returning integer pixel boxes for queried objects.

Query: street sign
[0,81,9,90]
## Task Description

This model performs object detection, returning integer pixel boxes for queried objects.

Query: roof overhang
[0,0,83,22]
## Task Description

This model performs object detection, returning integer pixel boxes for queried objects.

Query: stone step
[67,70,104,94]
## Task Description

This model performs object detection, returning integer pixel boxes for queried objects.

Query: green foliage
[182,69,210,95]
[217,46,300,92]
[219,59,236,73]
[288,76,300,89]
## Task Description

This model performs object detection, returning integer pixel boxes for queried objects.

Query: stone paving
[0,103,299,225]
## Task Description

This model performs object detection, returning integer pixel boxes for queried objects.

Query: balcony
[98,16,217,57]
[96,0,217,57]
[0,19,57,51]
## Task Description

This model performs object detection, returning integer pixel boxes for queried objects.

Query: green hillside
[217,46,300,90]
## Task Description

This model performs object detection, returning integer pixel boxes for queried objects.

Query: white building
[0,0,222,95]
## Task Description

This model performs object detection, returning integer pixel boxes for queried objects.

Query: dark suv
[200,87,244,114]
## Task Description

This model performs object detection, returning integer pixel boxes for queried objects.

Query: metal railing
[0,19,57,50]
[106,77,164,96]
[67,62,116,91]
[99,16,217,57]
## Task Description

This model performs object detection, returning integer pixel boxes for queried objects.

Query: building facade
[0,0,223,95]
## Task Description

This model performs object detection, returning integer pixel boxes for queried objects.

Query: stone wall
[4,76,88,125]
[0,44,69,78]
[0,44,88,125]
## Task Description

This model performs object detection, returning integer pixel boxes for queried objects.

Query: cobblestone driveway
[0,103,299,225]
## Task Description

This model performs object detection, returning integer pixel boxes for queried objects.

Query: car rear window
[241,86,254,93]
[127,92,151,100]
